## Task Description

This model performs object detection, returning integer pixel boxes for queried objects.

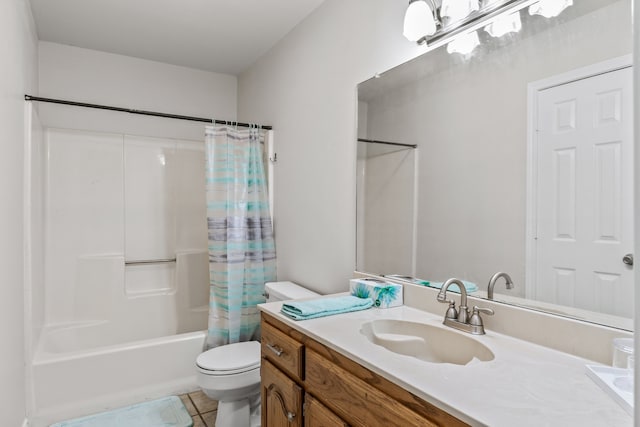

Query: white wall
[238,0,426,293]
[37,42,238,144]
[39,42,237,123]
[0,0,38,425]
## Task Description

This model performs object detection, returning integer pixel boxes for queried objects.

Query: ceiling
[29,0,326,75]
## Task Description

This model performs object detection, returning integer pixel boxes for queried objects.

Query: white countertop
[259,300,632,427]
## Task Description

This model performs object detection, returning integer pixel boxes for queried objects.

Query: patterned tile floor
[179,391,218,427]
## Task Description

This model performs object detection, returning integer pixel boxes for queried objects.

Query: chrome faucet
[437,278,493,335]
[487,272,514,300]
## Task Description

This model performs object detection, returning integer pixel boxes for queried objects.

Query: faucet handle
[473,306,494,315]
[469,306,494,327]
[444,301,458,320]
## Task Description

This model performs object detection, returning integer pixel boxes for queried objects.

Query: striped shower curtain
[205,125,276,348]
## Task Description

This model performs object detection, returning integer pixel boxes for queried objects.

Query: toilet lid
[196,341,261,373]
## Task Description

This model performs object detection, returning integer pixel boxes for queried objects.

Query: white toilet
[196,281,319,427]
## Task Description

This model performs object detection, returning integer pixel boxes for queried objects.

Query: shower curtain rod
[357,138,417,149]
[24,95,273,130]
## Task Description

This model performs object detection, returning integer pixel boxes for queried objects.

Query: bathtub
[30,327,206,426]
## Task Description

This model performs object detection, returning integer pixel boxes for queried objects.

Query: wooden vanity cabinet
[303,394,348,427]
[261,359,303,427]
[261,320,304,381]
[261,313,469,427]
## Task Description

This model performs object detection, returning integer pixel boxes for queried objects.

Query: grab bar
[125,258,177,266]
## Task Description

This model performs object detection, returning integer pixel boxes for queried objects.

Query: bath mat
[50,396,193,427]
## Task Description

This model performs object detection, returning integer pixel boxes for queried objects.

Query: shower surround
[25,105,211,425]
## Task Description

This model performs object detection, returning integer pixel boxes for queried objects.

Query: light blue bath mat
[50,396,193,427]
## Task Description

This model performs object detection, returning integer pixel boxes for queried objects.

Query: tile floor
[179,390,219,427]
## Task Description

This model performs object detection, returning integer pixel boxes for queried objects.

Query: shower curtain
[205,124,276,348]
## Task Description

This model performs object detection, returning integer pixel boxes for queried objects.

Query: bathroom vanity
[258,294,632,426]
[260,312,466,426]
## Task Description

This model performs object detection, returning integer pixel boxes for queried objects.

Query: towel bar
[125,258,176,266]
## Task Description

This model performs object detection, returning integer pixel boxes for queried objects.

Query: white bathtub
[30,328,206,426]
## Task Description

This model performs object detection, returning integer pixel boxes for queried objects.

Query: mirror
[356,0,633,330]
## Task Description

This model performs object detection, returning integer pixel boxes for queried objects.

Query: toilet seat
[196,341,261,376]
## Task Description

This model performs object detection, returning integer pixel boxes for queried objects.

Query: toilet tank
[265,281,319,302]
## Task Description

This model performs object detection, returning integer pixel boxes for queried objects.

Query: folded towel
[281,296,373,320]
[423,280,478,294]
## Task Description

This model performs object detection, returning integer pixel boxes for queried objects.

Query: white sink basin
[360,319,494,365]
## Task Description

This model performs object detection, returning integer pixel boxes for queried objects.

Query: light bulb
[403,0,437,42]
[485,11,522,38]
[447,31,480,55]
[529,0,573,18]
[441,0,480,23]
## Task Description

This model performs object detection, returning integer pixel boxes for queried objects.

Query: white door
[534,66,633,317]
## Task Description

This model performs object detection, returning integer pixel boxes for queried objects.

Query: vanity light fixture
[403,0,439,42]
[441,0,480,24]
[484,10,522,37]
[403,0,573,48]
[446,31,480,55]
[528,0,573,18]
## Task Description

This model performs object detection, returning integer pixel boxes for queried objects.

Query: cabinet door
[305,349,439,427]
[304,394,348,427]
[262,359,303,427]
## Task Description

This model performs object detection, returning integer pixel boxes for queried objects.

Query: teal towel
[425,280,478,294]
[281,296,373,320]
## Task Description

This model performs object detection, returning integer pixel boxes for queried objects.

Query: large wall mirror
[356,0,633,330]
